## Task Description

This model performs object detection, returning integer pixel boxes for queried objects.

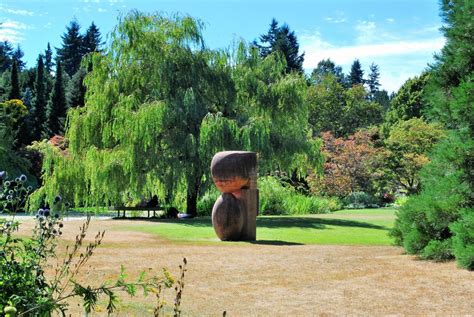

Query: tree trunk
[186,172,201,217]
[186,187,198,217]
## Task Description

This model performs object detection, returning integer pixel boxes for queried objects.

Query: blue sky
[1,0,444,93]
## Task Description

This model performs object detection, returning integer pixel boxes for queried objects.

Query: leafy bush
[259,176,340,215]
[197,189,220,216]
[342,192,380,209]
[394,195,408,207]
[450,208,474,270]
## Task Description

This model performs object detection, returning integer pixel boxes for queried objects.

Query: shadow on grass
[248,240,303,246]
[116,216,387,230]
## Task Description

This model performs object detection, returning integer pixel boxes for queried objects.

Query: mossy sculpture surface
[211,151,258,241]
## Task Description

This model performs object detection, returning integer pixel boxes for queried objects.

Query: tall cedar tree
[12,45,25,71]
[0,41,14,72]
[367,63,381,98]
[254,18,304,73]
[30,55,47,140]
[8,60,21,100]
[16,87,35,146]
[44,60,67,137]
[349,59,364,86]
[82,22,102,54]
[44,42,54,74]
[68,68,87,108]
[57,20,83,76]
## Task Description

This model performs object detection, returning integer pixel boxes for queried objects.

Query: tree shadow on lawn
[121,216,387,230]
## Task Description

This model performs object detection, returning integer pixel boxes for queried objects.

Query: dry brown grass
[19,218,474,316]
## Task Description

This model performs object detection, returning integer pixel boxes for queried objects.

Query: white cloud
[325,11,346,24]
[98,7,107,12]
[0,5,34,16]
[0,27,24,43]
[0,20,30,43]
[325,17,346,24]
[1,20,28,30]
[355,20,376,43]
[300,31,445,93]
[386,18,395,23]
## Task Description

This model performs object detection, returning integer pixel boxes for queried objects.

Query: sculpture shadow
[247,240,303,246]
[126,215,387,231]
[256,216,387,230]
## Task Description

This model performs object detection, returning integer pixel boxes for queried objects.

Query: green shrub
[394,195,408,207]
[197,189,220,216]
[342,191,380,209]
[421,239,454,262]
[259,176,340,215]
[450,208,474,270]
[391,133,471,263]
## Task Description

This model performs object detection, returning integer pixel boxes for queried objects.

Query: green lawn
[115,208,397,246]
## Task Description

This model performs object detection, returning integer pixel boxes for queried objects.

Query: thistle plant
[1,173,187,316]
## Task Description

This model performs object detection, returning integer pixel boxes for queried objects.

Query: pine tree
[57,20,84,76]
[44,42,55,74]
[68,67,87,108]
[8,60,20,100]
[254,18,304,73]
[44,60,67,137]
[82,22,102,54]
[367,63,381,98]
[349,59,364,86]
[30,55,47,140]
[17,88,34,146]
[392,0,474,270]
[0,41,14,72]
[12,45,26,71]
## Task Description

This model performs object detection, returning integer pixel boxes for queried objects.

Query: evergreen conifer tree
[0,41,14,72]
[16,88,34,146]
[44,42,55,74]
[367,62,381,98]
[8,60,21,100]
[57,20,83,76]
[349,59,364,86]
[254,18,304,73]
[44,60,67,137]
[82,22,102,54]
[12,45,26,71]
[68,67,87,108]
[30,55,47,140]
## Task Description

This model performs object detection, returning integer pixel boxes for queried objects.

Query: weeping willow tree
[33,12,321,216]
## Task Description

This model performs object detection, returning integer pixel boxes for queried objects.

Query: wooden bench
[109,206,163,218]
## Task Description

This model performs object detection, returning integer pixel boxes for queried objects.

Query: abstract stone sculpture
[211,151,258,241]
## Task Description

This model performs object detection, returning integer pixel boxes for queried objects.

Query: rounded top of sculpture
[211,151,257,180]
